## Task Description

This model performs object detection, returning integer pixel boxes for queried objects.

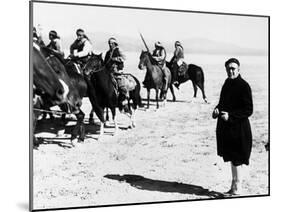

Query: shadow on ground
[104,174,224,198]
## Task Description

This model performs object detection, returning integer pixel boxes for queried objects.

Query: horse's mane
[40,46,66,65]
[143,51,158,66]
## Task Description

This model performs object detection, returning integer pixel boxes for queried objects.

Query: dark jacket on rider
[152,47,166,68]
[104,46,125,73]
[47,38,64,58]
[70,38,93,65]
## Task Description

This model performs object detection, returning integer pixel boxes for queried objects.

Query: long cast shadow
[104,174,224,198]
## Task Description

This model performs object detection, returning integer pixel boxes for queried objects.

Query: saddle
[115,73,137,97]
[178,62,188,76]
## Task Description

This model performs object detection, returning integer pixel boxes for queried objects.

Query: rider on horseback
[46,30,65,61]
[170,41,184,87]
[104,37,126,94]
[152,41,169,91]
[33,26,45,46]
[69,29,93,70]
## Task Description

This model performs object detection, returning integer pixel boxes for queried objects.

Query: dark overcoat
[215,75,253,165]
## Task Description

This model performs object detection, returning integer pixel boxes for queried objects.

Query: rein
[33,108,69,115]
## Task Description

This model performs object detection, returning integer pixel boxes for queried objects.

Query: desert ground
[33,52,269,210]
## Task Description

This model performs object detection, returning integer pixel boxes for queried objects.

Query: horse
[110,73,142,128]
[167,60,208,103]
[34,45,86,146]
[83,54,119,139]
[33,43,76,147]
[33,44,67,105]
[39,46,82,112]
[138,50,175,109]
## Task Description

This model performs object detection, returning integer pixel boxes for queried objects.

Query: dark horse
[33,44,66,104]
[138,50,175,109]
[39,46,82,111]
[35,45,85,146]
[83,54,119,139]
[33,43,78,147]
[167,60,208,103]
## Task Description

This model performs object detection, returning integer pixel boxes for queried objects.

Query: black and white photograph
[30,0,269,211]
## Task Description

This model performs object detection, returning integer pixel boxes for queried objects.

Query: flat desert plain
[33,52,269,210]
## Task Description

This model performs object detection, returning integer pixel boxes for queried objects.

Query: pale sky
[32,1,268,50]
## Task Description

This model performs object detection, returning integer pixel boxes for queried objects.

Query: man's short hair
[225,58,240,67]
[76,28,85,35]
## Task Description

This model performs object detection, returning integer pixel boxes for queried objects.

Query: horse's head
[46,55,82,113]
[33,45,65,105]
[84,53,104,74]
[33,43,82,111]
[138,50,150,70]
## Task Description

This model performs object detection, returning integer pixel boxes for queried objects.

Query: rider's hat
[155,41,163,48]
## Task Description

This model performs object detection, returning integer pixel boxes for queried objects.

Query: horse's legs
[128,99,137,128]
[71,109,85,146]
[197,81,208,103]
[155,89,159,109]
[110,107,118,135]
[170,84,176,102]
[100,122,105,139]
[147,88,150,109]
[33,111,40,148]
[89,109,94,124]
[88,95,105,140]
[192,81,198,98]
[131,108,136,128]
[105,108,109,122]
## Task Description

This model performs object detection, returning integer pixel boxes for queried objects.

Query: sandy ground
[32,53,269,210]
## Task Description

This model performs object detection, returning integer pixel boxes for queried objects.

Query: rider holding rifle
[152,41,169,91]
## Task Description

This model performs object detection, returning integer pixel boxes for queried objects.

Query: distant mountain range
[55,31,267,56]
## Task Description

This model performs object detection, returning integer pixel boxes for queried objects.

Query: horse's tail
[131,74,143,107]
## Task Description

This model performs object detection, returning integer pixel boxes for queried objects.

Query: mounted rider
[46,30,65,61]
[33,27,45,46]
[69,28,93,70]
[104,37,125,74]
[170,41,184,86]
[152,41,169,91]
[104,37,125,89]
[104,37,136,99]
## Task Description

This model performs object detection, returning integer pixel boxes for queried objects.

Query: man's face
[225,62,240,79]
[76,32,83,41]
[109,41,115,49]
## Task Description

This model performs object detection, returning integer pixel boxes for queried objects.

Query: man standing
[212,58,253,195]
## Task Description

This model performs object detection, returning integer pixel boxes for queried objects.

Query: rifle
[139,33,150,53]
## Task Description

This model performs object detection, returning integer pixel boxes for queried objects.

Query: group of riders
[33,27,185,93]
